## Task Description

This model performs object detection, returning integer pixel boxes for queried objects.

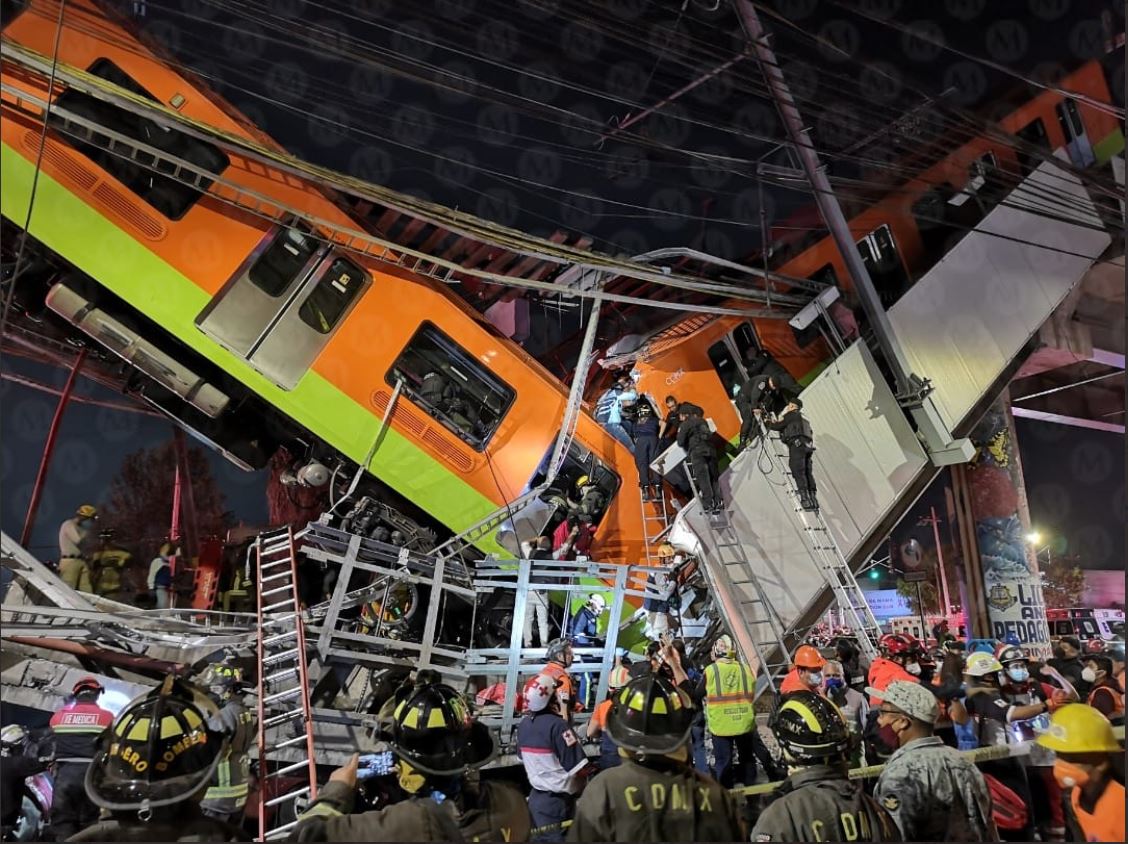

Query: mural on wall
[967,400,1051,659]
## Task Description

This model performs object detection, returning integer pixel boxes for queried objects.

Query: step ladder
[638,484,673,566]
[754,425,882,660]
[253,527,318,841]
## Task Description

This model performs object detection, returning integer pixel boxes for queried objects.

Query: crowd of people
[1,623,1123,842]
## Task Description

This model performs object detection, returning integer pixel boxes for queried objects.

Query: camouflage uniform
[567,756,743,843]
[873,736,998,842]
[750,765,900,842]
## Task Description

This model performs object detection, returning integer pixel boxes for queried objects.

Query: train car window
[856,224,910,308]
[298,257,366,334]
[1,0,28,28]
[50,59,229,220]
[527,436,620,529]
[1074,618,1099,637]
[388,322,516,451]
[730,323,759,361]
[707,339,742,400]
[1051,620,1074,637]
[1015,118,1050,176]
[249,227,320,297]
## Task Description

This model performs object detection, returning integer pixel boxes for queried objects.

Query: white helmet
[713,634,735,659]
[1,724,26,753]
[588,594,607,614]
[524,674,558,713]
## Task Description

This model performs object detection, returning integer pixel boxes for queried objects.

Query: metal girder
[1010,407,1125,433]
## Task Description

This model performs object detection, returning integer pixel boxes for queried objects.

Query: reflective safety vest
[202,706,254,811]
[704,659,756,737]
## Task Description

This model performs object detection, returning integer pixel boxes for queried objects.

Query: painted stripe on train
[1,143,507,556]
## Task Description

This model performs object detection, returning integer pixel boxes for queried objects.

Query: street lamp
[1026,530,1052,566]
[1026,531,1042,546]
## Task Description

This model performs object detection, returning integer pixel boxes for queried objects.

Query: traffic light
[869,569,880,580]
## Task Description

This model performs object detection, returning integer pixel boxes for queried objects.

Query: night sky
[1,0,1124,570]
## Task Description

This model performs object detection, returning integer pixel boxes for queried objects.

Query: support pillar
[962,391,1051,659]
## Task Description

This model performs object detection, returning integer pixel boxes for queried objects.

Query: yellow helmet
[1036,704,1121,754]
[965,651,1003,677]
[657,543,676,559]
[76,504,98,519]
[575,475,590,488]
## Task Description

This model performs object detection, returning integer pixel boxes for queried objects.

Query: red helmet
[72,676,104,696]
[880,634,914,656]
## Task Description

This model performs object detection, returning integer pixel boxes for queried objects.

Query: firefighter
[57,505,98,594]
[675,403,722,515]
[701,635,780,786]
[623,401,661,501]
[752,691,900,842]
[72,677,240,842]
[763,400,819,511]
[89,529,130,601]
[518,674,591,842]
[867,635,923,704]
[780,645,827,695]
[296,678,529,842]
[48,676,115,841]
[1035,703,1125,844]
[568,674,745,842]
[148,542,176,610]
[199,667,254,828]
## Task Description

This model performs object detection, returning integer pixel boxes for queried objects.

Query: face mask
[824,677,845,692]
[1007,667,1029,683]
[1081,667,1097,683]
[905,662,922,676]
[806,671,823,686]
[1053,759,1091,790]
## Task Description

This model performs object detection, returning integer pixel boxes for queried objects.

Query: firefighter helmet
[85,677,228,811]
[73,676,104,696]
[76,504,98,519]
[879,634,914,657]
[996,645,1026,666]
[772,690,851,764]
[606,674,695,756]
[389,680,494,776]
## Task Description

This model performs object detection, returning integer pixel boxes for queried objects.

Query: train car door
[1055,99,1096,168]
[706,322,760,400]
[196,225,370,389]
[856,224,911,307]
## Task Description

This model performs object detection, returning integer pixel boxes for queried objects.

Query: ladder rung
[264,599,296,612]
[262,584,295,598]
[274,759,314,777]
[265,820,301,839]
[263,710,303,729]
[265,786,310,807]
[261,571,291,584]
[262,647,300,666]
[264,666,298,685]
[263,629,298,647]
[273,734,313,750]
[264,687,302,706]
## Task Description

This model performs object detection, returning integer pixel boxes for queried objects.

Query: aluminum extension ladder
[754,423,882,660]
[638,482,673,566]
[253,527,319,841]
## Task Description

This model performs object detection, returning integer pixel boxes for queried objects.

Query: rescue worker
[518,674,591,842]
[296,678,528,842]
[867,635,923,704]
[584,663,630,771]
[736,349,801,449]
[567,594,606,710]
[951,651,1043,841]
[623,401,661,501]
[1049,636,1090,699]
[593,375,636,449]
[1082,653,1124,719]
[568,674,745,842]
[566,477,607,529]
[1035,704,1125,844]
[58,505,98,593]
[542,638,579,718]
[763,400,819,511]
[643,551,676,640]
[1,724,48,839]
[89,529,130,601]
[676,403,723,515]
[752,691,900,842]
[199,669,254,828]
[701,635,780,787]
[72,677,240,842]
[48,676,115,840]
[658,394,680,450]
[871,681,996,842]
[780,645,827,695]
[148,542,176,610]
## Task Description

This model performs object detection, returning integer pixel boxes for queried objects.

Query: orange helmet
[794,645,827,671]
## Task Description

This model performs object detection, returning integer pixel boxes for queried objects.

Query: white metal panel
[889,158,1111,432]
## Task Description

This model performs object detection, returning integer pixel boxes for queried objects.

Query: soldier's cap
[866,681,938,724]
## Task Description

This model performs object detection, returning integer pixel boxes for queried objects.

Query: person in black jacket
[735,350,802,450]
[675,403,723,514]
[764,400,819,511]
[624,401,661,501]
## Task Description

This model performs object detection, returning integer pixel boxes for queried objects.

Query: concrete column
[963,390,1052,659]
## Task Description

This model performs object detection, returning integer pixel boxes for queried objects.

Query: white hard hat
[589,594,607,613]
[524,674,558,713]
[713,634,735,659]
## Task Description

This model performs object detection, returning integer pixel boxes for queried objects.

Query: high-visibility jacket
[866,658,918,705]
[704,659,756,737]
[541,661,580,712]
[780,668,821,696]
[49,700,114,760]
[202,702,254,813]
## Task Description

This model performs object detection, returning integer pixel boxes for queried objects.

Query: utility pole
[919,506,952,617]
[732,0,974,466]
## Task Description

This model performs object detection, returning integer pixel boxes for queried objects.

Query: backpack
[982,773,1028,831]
